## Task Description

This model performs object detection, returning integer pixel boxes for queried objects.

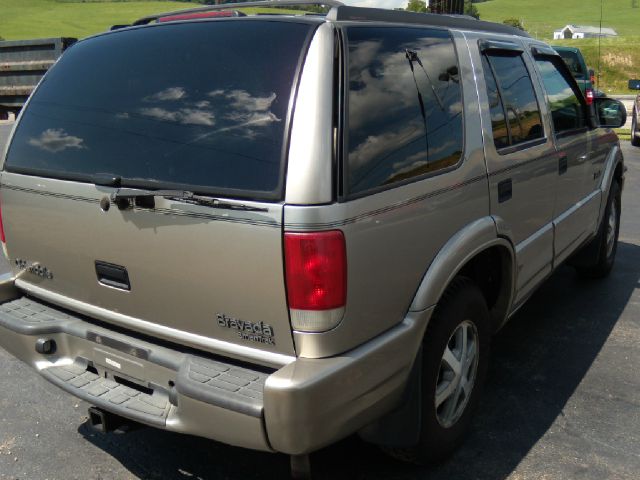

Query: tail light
[284,231,346,332]
[585,88,594,106]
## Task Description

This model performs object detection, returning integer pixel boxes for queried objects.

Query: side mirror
[629,79,640,90]
[594,97,627,128]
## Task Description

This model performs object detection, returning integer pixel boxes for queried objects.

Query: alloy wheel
[435,320,479,428]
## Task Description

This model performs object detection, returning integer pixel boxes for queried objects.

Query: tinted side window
[345,26,463,196]
[484,52,543,148]
[481,55,509,149]
[535,57,586,133]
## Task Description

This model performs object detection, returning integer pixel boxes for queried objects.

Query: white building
[553,25,618,39]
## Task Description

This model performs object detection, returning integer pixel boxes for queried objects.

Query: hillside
[2,0,638,43]
[0,0,189,39]
[549,36,640,94]
[476,0,640,93]
[1,0,638,92]
[0,0,306,39]
[475,0,639,39]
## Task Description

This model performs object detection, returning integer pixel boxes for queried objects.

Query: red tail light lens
[586,88,594,106]
[284,231,346,311]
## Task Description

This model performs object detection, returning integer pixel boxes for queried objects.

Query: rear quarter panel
[286,32,491,358]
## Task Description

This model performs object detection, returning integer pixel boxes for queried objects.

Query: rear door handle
[95,261,131,291]
[498,178,512,203]
[559,155,568,175]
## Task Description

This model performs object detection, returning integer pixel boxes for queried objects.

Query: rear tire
[383,277,490,465]
[576,180,621,278]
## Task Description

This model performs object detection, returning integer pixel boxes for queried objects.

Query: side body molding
[409,217,515,314]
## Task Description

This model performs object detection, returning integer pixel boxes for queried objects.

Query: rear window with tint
[5,20,313,200]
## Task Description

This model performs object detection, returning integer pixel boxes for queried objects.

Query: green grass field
[549,36,640,94]
[613,127,631,140]
[1,0,638,92]
[0,0,310,40]
[476,0,639,38]
[476,0,640,93]
[0,0,190,39]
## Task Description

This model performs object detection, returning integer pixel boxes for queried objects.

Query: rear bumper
[0,276,431,455]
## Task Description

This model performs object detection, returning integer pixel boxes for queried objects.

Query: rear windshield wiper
[110,188,267,212]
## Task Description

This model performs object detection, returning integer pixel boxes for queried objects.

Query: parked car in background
[0,2,629,477]
[553,46,594,104]
[630,79,640,146]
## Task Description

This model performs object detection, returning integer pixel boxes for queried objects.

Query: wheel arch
[595,143,625,225]
[360,218,515,448]
[602,144,624,193]
[409,217,516,333]
[613,155,624,185]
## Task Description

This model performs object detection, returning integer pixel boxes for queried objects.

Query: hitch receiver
[87,406,129,434]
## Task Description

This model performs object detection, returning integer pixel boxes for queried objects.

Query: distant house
[553,25,618,39]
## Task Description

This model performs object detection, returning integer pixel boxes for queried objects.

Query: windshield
[4,20,314,200]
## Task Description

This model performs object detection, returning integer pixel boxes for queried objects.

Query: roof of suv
[326,6,529,37]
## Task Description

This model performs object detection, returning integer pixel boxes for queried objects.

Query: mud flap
[358,347,423,447]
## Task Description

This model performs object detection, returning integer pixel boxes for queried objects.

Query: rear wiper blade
[110,188,267,212]
[111,188,186,201]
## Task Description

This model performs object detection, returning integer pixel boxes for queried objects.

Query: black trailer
[0,37,76,119]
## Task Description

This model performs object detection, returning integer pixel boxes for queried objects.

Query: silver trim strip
[15,280,296,368]
[0,272,14,283]
[515,221,552,254]
[552,189,600,260]
[553,189,600,226]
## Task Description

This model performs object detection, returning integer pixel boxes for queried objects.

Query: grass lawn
[0,0,305,40]
[1,0,638,92]
[0,0,190,39]
[550,36,640,94]
[476,0,640,38]
[613,127,631,141]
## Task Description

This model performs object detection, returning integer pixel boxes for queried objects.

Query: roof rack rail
[325,6,530,38]
[132,0,344,26]
[131,1,530,38]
